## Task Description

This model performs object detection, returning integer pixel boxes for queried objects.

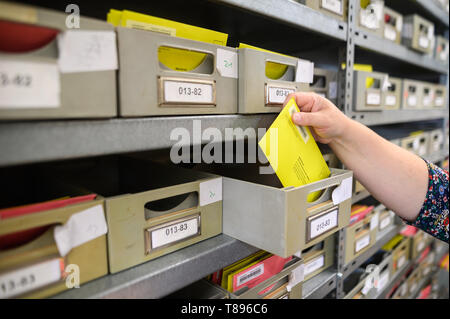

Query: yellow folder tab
[258,98,330,202]
[410,130,424,136]
[382,234,404,251]
[107,9,228,72]
[220,251,269,289]
[238,43,290,80]
[341,63,374,88]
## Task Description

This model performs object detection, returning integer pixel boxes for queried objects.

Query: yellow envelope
[258,98,330,202]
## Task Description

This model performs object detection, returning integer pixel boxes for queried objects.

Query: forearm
[329,118,429,221]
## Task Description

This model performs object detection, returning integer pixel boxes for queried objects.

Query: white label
[410,283,418,294]
[417,241,425,253]
[366,92,381,105]
[54,205,108,257]
[266,86,295,104]
[295,59,314,84]
[419,36,429,49]
[398,255,406,269]
[309,209,338,239]
[328,81,337,99]
[408,95,417,106]
[321,0,342,15]
[57,31,118,73]
[0,258,62,299]
[151,216,199,249]
[332,176,353,205]
[377,272,390,291]
[304,255,325,276]
[440,51,448,61]
[384,26,397,41]
[423,267,431,276]
[199,177,222,206]
[237,264,264,286]
[435,97,444,106]
[370,213,379,231]
[385,95,397,106]
[163,80,214,104]
[216,48,238,79]
[379,216,391,230]
[355,234,371,253]
[0,60,60,109]
[287,264,304,292]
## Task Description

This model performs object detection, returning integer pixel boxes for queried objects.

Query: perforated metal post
[336,0,357,300]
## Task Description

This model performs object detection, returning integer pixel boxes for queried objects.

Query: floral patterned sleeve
[404,160,449,242]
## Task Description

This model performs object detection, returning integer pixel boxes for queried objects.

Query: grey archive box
[302,235,334,281]
[301,0,347,21]
[402,14,435,54]
[357,1,384,37]
[383,6,403,44]
[311,68,338,105]
[48,156,223,273]
[238,48,309,113]
[116,27,237,116]
[420,81,436,109]
[428,129,445,154]
[401,79,423,109]
[210,256,303,299]
[382,77,402,110]
[0,2,117,120]
[435,36,449,63]
[433,84,447,109]
[401,132,429,157]
[215,164,352,258]
[344,252,393,299]
[353,70,388,111]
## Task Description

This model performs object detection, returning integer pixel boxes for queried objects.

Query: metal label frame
[158,76,217,107]
[145,213,201,255]
[264,83,296,106]
[306,206,339,243]
[365,90,382,106]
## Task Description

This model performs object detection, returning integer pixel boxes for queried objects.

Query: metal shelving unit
[0,114,276,167]
[374,257,414,299]
[1,112,447,167]
[52,234,258,299]
[302,269,337,299]
[339,224,401,281]
[416,0,450,26]
[353,28,448,74]
[213,0,348,41]
[408,271,436,299]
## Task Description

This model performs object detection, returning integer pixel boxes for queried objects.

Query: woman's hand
[284,92,351,144]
